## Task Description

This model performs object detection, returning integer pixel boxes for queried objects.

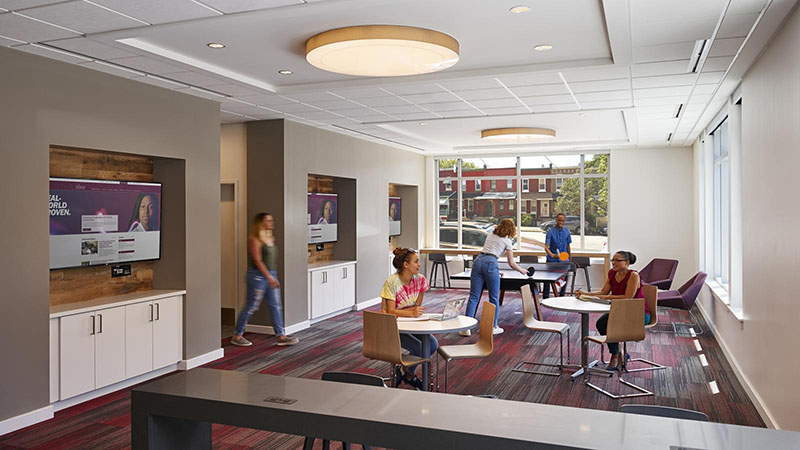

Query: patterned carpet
[0,288,765,449]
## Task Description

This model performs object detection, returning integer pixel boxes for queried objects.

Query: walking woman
[461,218,527,336]
[232,213,299,347]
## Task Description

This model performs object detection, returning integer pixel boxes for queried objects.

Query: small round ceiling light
[278,69,293,75]
[533,44,553,52]
[481,127,556,143]
[207,42,225,49]
[305,25,459,77]
[509,5,531,14]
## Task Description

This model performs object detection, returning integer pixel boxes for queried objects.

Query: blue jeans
[466,254,500,327]
[595,312,651,355]
[235,268,285,337]
[400,334,438,375]
[542,276,568,298]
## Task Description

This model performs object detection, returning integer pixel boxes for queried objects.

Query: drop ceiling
[0,0,790,154]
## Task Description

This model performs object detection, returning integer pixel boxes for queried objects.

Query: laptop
[428,299,466,321]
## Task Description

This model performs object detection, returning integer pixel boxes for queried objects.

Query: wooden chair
[436,302,495,393]
[599,285,665,372]
[584,298,653,399]
[512,284,570,376]
[362,310,431,388]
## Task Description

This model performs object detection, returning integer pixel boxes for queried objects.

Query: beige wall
[0,47,221,422]
[220,124,248,312]
[609,147,696,285]
[695,4,800,431]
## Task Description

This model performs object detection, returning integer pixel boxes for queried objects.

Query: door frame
[221,179,240,320]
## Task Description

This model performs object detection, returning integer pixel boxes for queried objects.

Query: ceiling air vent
[674,103,684,118]
[688,39,710,73]
[667,132,673,142]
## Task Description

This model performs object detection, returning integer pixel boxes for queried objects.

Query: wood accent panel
[49,146,155,306]
[308,174,335,263]
[388,183,398,252]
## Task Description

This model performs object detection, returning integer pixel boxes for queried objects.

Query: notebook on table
[577,295,611,305]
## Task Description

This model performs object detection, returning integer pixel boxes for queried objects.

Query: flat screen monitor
[49,177,162,269]
[389,196,402,236]
[308,192,338,244]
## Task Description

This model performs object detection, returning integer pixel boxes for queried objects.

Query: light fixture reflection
[481,127,556,143]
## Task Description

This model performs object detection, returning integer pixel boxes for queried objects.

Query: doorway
[220,182,238,338]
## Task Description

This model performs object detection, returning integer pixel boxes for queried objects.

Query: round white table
[397,315,477,391]
[540,296,610,379]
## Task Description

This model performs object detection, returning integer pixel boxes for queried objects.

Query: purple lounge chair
[656,271,707,335]
[639,258,679,290]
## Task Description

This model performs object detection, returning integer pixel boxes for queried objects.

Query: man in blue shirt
[543,213,571,298]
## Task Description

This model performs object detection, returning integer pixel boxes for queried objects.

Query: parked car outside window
[539,216,587,234]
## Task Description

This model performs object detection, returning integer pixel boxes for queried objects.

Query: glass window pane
[582,174,608,251]
[584,153,609,174]
[438,166,456,223]
[721,161,729,286]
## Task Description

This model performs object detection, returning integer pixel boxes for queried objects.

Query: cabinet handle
[156,302,160,321]
[98,314,103,334]
[149,304,154,322]
[323,272,326,283]
[91,315,95,335]
[343,267,347,279]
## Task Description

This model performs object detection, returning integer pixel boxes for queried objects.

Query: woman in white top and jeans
[462,219,527,336]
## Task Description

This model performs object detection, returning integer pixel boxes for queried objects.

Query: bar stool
[570,256,591,294]
[428,253,451,289]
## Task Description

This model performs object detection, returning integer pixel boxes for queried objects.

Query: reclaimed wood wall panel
[307,174,335,263]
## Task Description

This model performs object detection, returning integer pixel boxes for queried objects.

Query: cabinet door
[94,306,126,389]
[153,296,182,369]
[125,302,154,378]
[59,312,96,400]
[339,265,356,311]
[310,270,326,318]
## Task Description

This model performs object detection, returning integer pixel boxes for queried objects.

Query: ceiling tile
[508,83,567,97]
[77,60,142,78]
[384,84,445,96]
[519,94,575,106]
[234,93,297,106]
[0,0,62,10]
[692,84,718,95]
[398,91,460,104]
[0,11,80,41]
[21,2,144,34]
[568,79,630,93]
[295,110,344,120]
[134,75,188,90]
[530,103,578,113]
[633,41,695,64]
[718,12,759,39]
[107,55,185,74]
[437,78,501,91]
[581,99,633,109]
[0,35,25,46]
[334,108,383,118]
[167,70,229,87]
[631,60,690,77]
[374,104,426,115]
[301,99,357,111]
[209,83,261,96]
[327,87,390,99]
[634,96,687,107]
[634,86,692,99]
[198,0,300,14]
[576,90,631,102]
[48,37,137,59]
[561,66,630,82]
[417,101,473,113]
[481,106,531,116]
[469,98,524,109]
[356,96,411,108]
[709,37,745,57]
[269,102,320,113]
[632,73,696,89]
[696,71,724,84]
[499,72,563,87]
[390,112,440,121]
[283,91,342,102]
[441,110,481,118]
[701,56,733,72]
[455,88,512,101]
[11,43,91,63]
[89,0,218,25]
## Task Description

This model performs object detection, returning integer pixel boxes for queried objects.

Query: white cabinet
[126,296,183,378]
[152,296,182,369]
[59,306,126,400]
[309,262,356,319]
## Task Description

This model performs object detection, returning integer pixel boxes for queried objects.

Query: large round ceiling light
[305,25,459,77]
[481,127,557,143]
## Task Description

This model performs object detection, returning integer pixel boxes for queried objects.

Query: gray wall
[0,47,221,422]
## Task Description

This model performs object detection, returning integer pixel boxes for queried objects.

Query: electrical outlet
[316,243,324,251]
[111,264,131,277]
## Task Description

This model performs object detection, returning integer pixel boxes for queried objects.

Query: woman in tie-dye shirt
[380,247,436,389]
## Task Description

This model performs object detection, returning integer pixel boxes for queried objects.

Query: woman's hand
[575,289,585,297]
[410,306,425,317]
[267,276,280,289]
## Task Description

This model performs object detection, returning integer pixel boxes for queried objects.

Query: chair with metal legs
[362,311,431,389]
[655,271,707,336]
[570,256,591,294]
[619,404,709,422]
[436,302,495,393]
[584,298,653,399]
[599,285,666,372]
[512,284,570,376]
[428,252,451,289]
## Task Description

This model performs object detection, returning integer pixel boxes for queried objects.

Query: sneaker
[394,367,406,388]
[492,327,504,335]
[458,329,471,337]
[230,336,252,347]
[406,375,424,390]
[276,335,299,346]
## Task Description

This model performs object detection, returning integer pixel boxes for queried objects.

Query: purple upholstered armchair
[656,271,707,335]
[639,258,679,290]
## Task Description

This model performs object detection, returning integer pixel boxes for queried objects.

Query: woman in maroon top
[576,250,650,370]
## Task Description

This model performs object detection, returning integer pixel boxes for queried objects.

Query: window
[712,120,730,288]
[538,178,546,192]
[461,180,466,191]
[522,179,529,192]
[467,199,473,211]
[556,178,563,191]
[509,199,514,211]
[531,203,537,216]
[475,179,481,191]
[507,179,513,190]
[499,201,504,211]
[444,180,452,191]
[491,180,496,191]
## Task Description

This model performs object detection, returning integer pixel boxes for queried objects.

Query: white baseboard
[245,321,310,335]
[53,364,178,413]
[696,301,778,429]
[286,320,310,334]
[354,297,382,311]
[0,405,53,437]
[178,348,224,370]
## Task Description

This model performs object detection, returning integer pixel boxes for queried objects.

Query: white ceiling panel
[202,83,260,96]
[701,56,733,72]
[357,96,413,108]
[481,106,531,116]
[199,0,300,14]
[693,84,718,95]
[0,11,80,41]
[11,42,91,63]
[632,73,696,89]
[633,86,692,99]
[235,93,297,105]
[455,88,513,101]
[399,91,461,104]
[508,84,567,97]
[561,66,630,82]
[709,37,745,57]
[0,34,25,46]
[521,94,575,106]
[441,110,482,118]
[295,110,344,120]
[632,41,695,64]
[581,99,633,109]
[0,0,61,10]
[390,112,440,121]
[107,55,185,74]
[530,104,579,113]
[568,79,630,93]
[21,2,144,34]
[134,75,187,90]
[48,37,137,59]
[90,0,218,25]
[633,96,687,107]
[283,91,343,102]
[384,84,444,96]
[374,104,427,115]
[469,98,523,109]
[221,104,269,115]
[77,60,142,77]
[333,108,385,118]
[697,71,724,84]
[499,72,564,87]
[631,60,690,78]
[270,102,321,113]
[575,90,631,102]
[302,99,358,110]
[718,12,759,38]
[167,70,229,87]
[437,78,502,91]
[327,87,393,99]
[423,101,474,112]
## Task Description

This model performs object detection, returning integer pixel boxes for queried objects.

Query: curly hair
[391,247,417,272]
[493,218,516,238]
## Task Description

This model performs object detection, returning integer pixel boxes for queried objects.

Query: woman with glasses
[576,250,649,370]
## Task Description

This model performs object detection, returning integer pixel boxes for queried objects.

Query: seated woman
[380,247,434,390]
[575,250,650,370]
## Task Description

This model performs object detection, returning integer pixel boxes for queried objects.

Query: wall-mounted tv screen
[389,196,402,236]
[308,192,338,244]
[49,178,162,269]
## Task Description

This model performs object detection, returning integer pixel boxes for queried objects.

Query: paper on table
[578,295,611,305]
[397,314,432,322]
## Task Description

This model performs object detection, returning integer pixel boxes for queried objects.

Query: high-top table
[397,315,477,391]
[450,268,569,305]
[541,296,610,380]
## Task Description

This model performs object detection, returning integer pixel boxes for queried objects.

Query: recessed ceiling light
[481,127,556,143]
[419,122,427,126]
[207,42,225,49]
[278,70,293,75]
[578,112,587,117]
[305,25,459,77]
[509,5,531,14]
[533,44,553,52]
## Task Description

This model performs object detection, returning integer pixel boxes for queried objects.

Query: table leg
[132,411,211,450]
[570,312,599,380]
[499,289,506,306]
[421,336,430,391]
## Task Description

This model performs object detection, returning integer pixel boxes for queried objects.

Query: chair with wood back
[436,302,495,393]
[512,284,570,376]
[362,310,430,388]
[584,298,653,399]
[627,285,666,372]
